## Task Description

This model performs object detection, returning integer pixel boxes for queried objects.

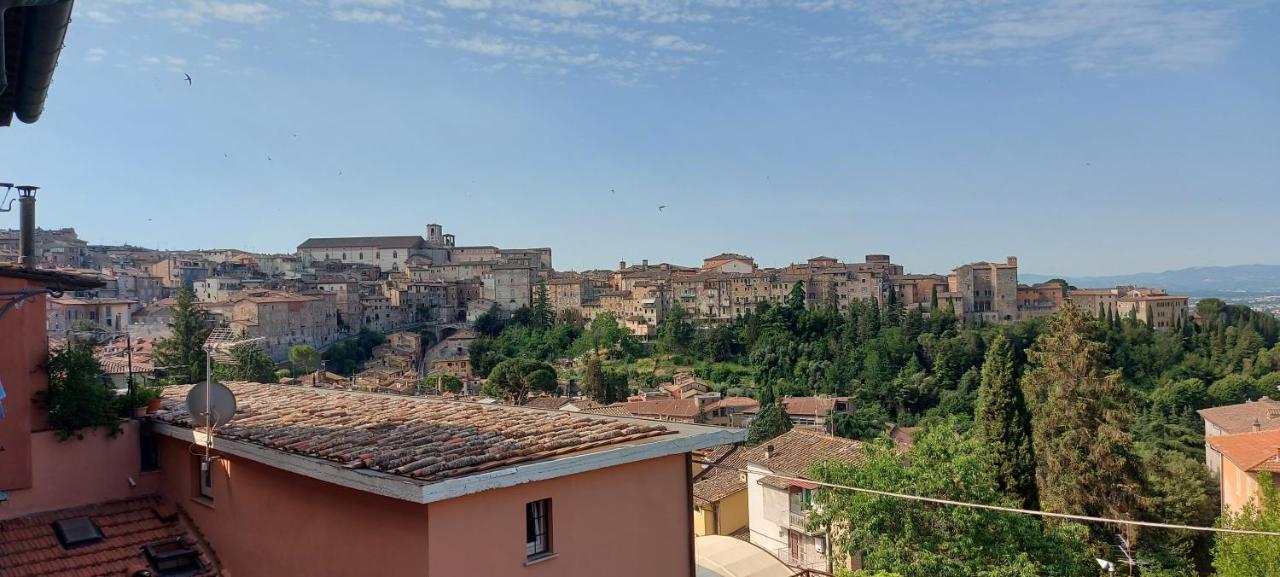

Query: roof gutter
[1,0,74,125]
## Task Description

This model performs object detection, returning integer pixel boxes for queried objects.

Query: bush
[41,340,121,440]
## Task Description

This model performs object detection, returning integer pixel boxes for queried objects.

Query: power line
[692,459,1280,537]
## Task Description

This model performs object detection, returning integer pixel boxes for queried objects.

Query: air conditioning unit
[815,537,826,553]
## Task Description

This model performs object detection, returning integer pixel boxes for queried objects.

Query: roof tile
[153,382,673,483]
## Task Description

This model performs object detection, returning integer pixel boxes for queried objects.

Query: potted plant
[138,386,164,414]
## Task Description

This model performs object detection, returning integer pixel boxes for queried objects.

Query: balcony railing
[774,547,826,571]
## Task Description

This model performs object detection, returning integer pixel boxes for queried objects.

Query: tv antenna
[189,329,261,462]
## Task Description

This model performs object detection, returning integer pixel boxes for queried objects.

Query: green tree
[288,345,320,375]
[484,358,558,405]
[42,340,120,439]
[581,354,609,403]
[1022,303,1140,539]
[787,280,807,312]
[831,403,889,441]
[153,287,211,384]
[974,334,1038,510]
[811,421,1091,577]
[531,281,552,328]
[212,343,277,383]
[1214,471,1280,576]
[423,372,464,394]
[746,397,792,446]
[657,303,694,354]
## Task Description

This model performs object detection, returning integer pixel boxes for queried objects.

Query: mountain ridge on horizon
[1022,264,1280,295]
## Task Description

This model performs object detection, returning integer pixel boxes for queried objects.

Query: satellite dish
[186,381,237,428]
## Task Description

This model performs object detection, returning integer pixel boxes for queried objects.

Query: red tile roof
[1198,397,1280,435]
[693,445,747,507]
[1209,429,1280,473]
[0,496,219,577]
[153,382,673,483]
[740,428,864,479]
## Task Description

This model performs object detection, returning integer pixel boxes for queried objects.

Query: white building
[743,428,863,573]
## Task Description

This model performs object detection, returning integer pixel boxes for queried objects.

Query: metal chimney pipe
[16,185,38,269]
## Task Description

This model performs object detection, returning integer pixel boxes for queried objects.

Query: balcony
[774,547,826,572]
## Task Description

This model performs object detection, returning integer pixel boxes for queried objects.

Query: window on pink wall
[526,499,552,560]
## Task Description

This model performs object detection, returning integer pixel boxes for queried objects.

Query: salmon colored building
[0,266,742,577]
[1206,429,1280,513]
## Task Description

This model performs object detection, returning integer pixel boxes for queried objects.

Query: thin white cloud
[160,1,279,28]
[651,34,708,52]
[332,8,406,24]
[84,48,109,63]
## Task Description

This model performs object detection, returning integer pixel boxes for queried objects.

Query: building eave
[153,418,743,505]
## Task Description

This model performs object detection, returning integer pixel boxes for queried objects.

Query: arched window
[393,251,398,258]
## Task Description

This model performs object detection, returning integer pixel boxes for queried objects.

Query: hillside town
[5,1,1280,576]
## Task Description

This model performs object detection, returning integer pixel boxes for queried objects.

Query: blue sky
[2,0,1277,276]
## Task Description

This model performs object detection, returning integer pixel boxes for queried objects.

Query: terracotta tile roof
[741,397,850,417]
[693,445,747,507]
[1198,397,1280,435]
[153,383,673,483]
[740,428,864,479]
[523,396,572,410]
[0,496,219,577]
[622,398,702,419]
[1208,429,1280,472]
[707,397,759,412]
[580,405,634,417]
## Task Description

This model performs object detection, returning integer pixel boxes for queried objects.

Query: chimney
[642,259,649,271]
[764,445,774,459]
[619,260,626,271]
[1254,418,1262,432]
[1006,256,1018,267]
[17,186,40,269]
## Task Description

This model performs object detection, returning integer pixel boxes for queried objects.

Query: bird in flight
[267,155,272,161]
[292,133,297,138]
[658,205,668,212]
[184,73,192,86]
[338,169,343,176]
[610,188,616,194]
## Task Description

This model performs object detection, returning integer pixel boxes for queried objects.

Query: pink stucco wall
[0,421,160,519]
[156,436,432,577]
[0,276,45,492]
[427,453,694,577]
[157,436,695,577]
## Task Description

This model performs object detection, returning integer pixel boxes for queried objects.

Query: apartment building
[193,277,243,302]
[745,429,863,572]
[46,296,138,334]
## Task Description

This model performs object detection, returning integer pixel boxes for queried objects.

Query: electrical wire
[692,459,1280,537]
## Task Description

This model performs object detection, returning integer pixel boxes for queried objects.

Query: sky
[1,0,1277,276]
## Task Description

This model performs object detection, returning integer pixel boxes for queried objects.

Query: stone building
[948,257,1019,323]
[1116,288,1189,331]
[216,290,340,361]
[482,265,535,311]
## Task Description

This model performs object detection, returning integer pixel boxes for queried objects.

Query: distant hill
[1022,265,1280,296]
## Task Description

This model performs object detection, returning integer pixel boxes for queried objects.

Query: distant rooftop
[297,236,426,250]
[151,383,740,504]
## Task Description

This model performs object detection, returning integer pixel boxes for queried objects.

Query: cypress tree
[975,334,1038,510]
[930,284,939,310]
[153,287,211,384]
[1022,303,1140,539]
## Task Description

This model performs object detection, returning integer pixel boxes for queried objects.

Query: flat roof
[151,382,742,504]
